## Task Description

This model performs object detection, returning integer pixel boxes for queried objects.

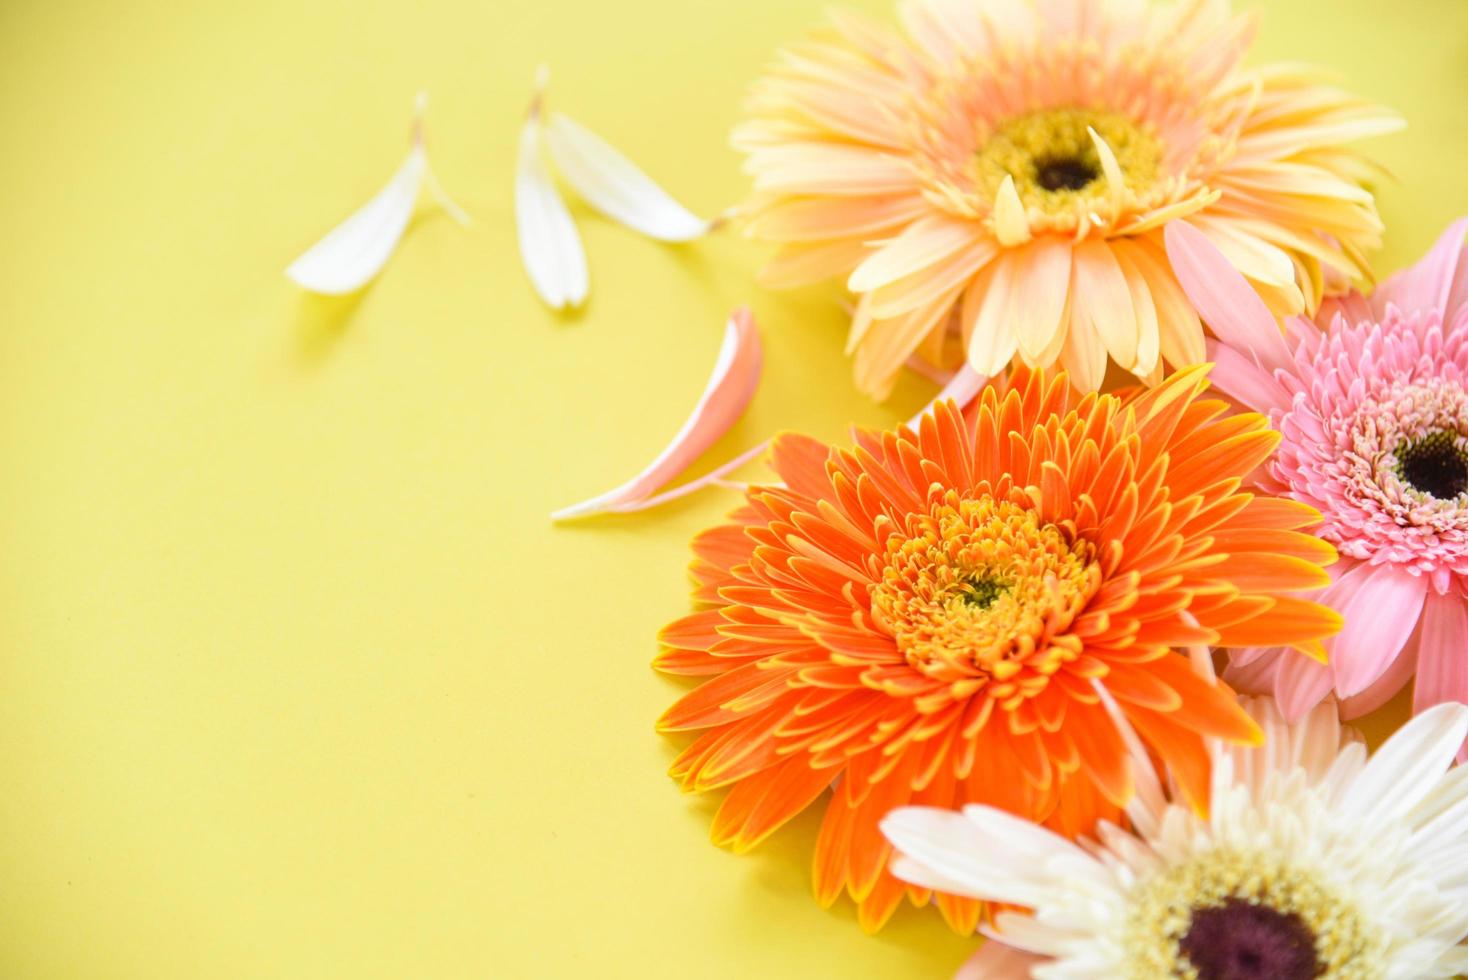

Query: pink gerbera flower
[1170,218,1468,736]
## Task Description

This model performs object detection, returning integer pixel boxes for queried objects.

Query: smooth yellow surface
[1,1,1466,977]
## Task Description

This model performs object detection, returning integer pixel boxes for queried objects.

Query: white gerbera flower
[882,698,1468,979]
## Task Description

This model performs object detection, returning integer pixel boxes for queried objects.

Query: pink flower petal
[1372,217,1468,319]
[955,938,1045,979]
[1203,339,1290,414]
[1413,593,1468,759]
[1316,292,1374,330]
[1329,563,1427,698]
[1340,630,1418,720]
[1228,644,1282,671]
[1273,648,1334,723]
[1164,220,1292,373]
[550,308,762,520]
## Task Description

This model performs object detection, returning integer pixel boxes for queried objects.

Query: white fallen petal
[551,308,762,520]
[287,144,426,295]
[544,112,715,242]
[287,94,464,295]
[516,98,588,310]
[423,164,471,228]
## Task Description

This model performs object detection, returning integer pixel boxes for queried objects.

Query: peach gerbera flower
[736,0,1400,397]
[655,366,1341,932]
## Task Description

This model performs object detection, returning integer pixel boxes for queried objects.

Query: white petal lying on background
[287,93,465,295]
[423,165,472,228]
[544,112,718,242]
[516,82,588,311]
[551,308,763,521]
[287,144,426,295]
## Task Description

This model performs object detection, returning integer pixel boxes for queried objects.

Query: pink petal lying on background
[1372,217,1468,318]
[554,340,987,519]
[550,309,763,520]
[955,938,1047,979]
[1164,220,1293,373]
[655,361,987,504]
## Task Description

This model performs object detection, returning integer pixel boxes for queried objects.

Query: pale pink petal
[1164,220,1292,372]
[1330,564,1427,697]
[1412,592,1468,760]
[550,309,762,520]
[1188,215,1296,287]
[1273,649,1335,723]
[1203,339,1290,414]
[1228,643,1283,671]
[1372,217,1468,318]
[954,939,1045,979]
[1340,631,1418,720]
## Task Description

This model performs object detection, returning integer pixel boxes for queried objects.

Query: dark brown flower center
[1397,429,1468,499]
[1034,153,1100,192]
[1178,899,1322,980]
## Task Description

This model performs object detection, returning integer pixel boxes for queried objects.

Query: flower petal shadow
[293,287,368,367]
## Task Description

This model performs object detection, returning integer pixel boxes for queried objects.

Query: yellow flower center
[1125,848,1383,980]
[869,494,1099,682]
[969,107,1163,227]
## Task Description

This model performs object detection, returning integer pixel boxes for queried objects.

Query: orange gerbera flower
[736,0,1400,396]
[655,366,1341,932]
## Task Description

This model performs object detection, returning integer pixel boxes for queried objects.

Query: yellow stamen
[967,107,1163,235]
[869,491,1099,685]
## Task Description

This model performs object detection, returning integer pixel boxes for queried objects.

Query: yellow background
[2,1,1466,976]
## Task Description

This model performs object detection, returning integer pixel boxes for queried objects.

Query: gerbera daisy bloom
[882,697,1468,978]
[736,0,1400,397]
[1179,219,1468,733]
[655,366,1341,931]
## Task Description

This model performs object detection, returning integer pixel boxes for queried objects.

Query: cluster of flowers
[648,0,1468,976]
